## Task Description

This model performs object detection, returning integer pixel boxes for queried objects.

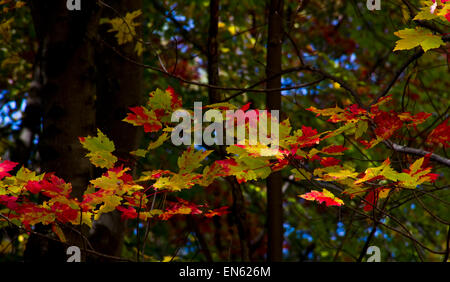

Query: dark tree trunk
[25,0,100,261]
[266,0,284,262]
[207,0,221,103]
[89,0,143,259]
[206,0,251,261]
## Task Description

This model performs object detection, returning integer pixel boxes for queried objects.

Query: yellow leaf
[393,28,444,52]
[103,9,142,45]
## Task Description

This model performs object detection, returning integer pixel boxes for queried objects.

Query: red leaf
[0,160,18,179]
[240,102,252,112]
[0,195,19,210]
[320,157,341,167]
[300,189,344,207]
[322,145,349,154]
[204,206,229,218]
[426,118,450,147]
[116,206,138,220]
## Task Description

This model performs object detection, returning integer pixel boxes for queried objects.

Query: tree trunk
[266,0,284,262]
[89,0,143,259]
[25,0,100,261]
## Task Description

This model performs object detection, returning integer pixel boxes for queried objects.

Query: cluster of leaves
[0,0,448,260]
[0,89,229,243]
[1,84,447,243]
[100,9,144,56]
[394,0,449,52]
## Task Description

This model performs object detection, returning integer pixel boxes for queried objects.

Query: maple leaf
[393,28,444,52]
[148,132,170,150]
[225,145,272,183]
[103,9,142,45]
[95,195,122,220]
[320,157,341,167]
[355,120,369,140]
[398,112,431,127]
[160,198,203,220]
[116,205,138,220]
[204,206,230,218]
[146,88,183,123]
[130,132,170,157]
[199,161,227,187]
[354,158,400,184]
[315,166,359,182]
[153,173,202,191]
[26,173,72,198]
[51,202,79,223]
[363,187,390,212]
[373,111,404,141]
[397,156,439,188]
[426,118,450,147]
[204,102,238,111]
[291,168,312,181]
[433,1,450,22]
[413,2,440,20]
[178,147,213,174]
[0,160,18,179]
[80,129,118,169]
[123,106,162,133]
[0,195,18,210]
[135,170,172,183]
[299,189,344,207]
[90,167,142,196]
[321,145,349,155]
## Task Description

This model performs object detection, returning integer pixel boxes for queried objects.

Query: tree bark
[25,0,100,261]
[207,0,221,103]
[90,0,143,259]
[265,0,284,262]
[206,0,251,261]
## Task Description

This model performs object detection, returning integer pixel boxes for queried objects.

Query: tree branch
[384,141,450,167]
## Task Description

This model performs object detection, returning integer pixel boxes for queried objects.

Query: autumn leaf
[413,3,439,21]
[320,157,341,167]
[299,189,344,207]
[0,160,18,179]
[291,168,312,181]
[147,133,170,150]
[123,106,162,133]
[321,145,349,155]
[95,195,122,220]
[204,206,229,218]
[426,118,449,147]
[178,147,213,174]
[393,28,444,52]
[102,9,142,45]
[80,129,118,169]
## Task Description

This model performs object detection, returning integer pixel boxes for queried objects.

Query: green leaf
[178,147,213,174]
[394,28,444,52]
[291,168,312,181]
[80,129,118,169]
[147,133,170,150]
[413,7,439,21]
[355,120,368,140]
[130,149,148,157]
